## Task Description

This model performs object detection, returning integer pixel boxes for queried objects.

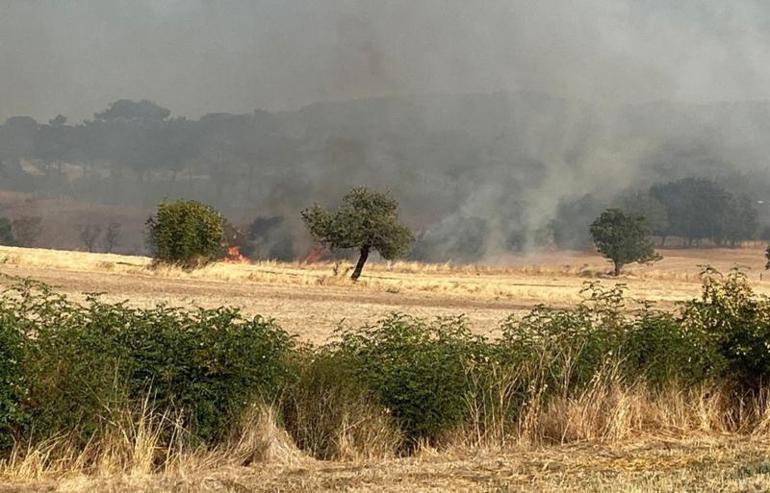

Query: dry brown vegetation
[3,245,770,492]
[0,245,768,343]
[4,384,770,492]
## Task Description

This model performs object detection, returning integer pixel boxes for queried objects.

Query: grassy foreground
[3,258,770,491]
[3,438,770,492]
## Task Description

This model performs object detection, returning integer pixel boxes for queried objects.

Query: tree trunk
[351,245,370,281]
[613,260,621,276]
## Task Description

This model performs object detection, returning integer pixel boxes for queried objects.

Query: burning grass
[2,245,768,306]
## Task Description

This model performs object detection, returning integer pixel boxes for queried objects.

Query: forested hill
[1,92,769,258]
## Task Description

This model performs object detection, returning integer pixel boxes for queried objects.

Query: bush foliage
[146,199,225,267]
[1,269,770,457]
[0,278,294,448]
[301,187,413,279]
[332,314,488,444]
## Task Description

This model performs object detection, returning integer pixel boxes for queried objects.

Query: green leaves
[333,314,487,445]
[0,279,294,446]
[3,270,770,458]
[301,187,414,260]
[682,269,770,388]
[590,208,660,275]
[0,313,27,451]
[146,199,226,267]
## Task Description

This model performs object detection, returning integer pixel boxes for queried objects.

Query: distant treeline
[552,177,762,250]
[1,94,769,259]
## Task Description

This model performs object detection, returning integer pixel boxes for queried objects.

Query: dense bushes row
[1,269,770,458]
[0,279,294,449]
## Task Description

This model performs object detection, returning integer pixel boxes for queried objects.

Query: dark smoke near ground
[1,1,770,260]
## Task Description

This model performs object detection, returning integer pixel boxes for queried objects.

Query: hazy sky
[2,0,770,122]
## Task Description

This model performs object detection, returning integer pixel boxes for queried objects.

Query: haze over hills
[1,91,770,259]
[3,1,770,260]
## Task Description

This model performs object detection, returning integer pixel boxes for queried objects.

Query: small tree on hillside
[301,187,414,280]
[0,218,16,246]
[590,209,660,276]
[103,221,121,253]
[765,245,770,270]
[146,199,225,267]
[79,224,102,252]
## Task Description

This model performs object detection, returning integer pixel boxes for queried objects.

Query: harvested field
[0,245,767,343]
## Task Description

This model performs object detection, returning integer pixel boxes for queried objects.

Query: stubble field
[0,245,768,343]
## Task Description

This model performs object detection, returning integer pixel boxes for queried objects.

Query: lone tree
[79,224,102,252]
[301,187,414,280]
[765,245,770,270]
[146,199,225,267]
[590,208,660,276]
[103,221,122,253]
[0,218,15,246]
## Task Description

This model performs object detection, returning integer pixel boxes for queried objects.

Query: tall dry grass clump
[280,351,403,460]
[0,402,302,482]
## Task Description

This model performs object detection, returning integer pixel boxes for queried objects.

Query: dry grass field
[0,244,767,343]
[2,245,770,492]
[4,437,770,492]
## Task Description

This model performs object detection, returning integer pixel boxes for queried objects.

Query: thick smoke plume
[1,1,770,259]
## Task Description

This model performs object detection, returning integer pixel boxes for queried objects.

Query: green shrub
[621,310,712,387]
[681,268,769,388]
[499,283,627,390]
[5,269,770,461]
[0,280,121,444]
[500,307,611,390]
[146,199,225,267]
[499,282,714,391]
[112,305,294,442]
[0,307,28,451]
[333,314,489,445]
[0,279,294,446]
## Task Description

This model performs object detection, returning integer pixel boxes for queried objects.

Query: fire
[302,243,326,264]
[224,245,248,263]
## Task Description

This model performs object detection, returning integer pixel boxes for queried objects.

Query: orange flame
[224,246,248,263]
[302,243,326,264]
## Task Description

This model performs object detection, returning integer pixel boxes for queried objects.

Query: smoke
[2,1,770,259]
[3,1,770,121]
